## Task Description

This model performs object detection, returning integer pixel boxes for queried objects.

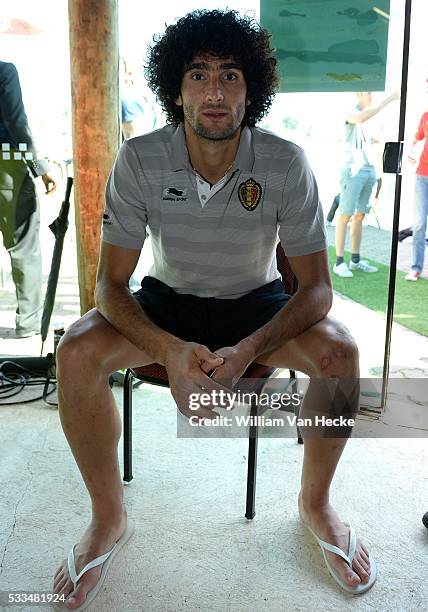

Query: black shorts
[133,277,291,352]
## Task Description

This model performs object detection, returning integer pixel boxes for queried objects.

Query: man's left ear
[246,99,251,106]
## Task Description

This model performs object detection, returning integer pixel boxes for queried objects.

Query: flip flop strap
[347,526,357,563]
[315,525,356,566]
[68,543,118,587]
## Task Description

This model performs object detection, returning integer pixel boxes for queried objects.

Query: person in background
[120,57,146,140]
[119,57,147,291]
[405,107,428,281]
[333,90,399,278]
[0,60,56,337]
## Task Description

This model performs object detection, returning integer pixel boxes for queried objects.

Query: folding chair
[122,244,302,519]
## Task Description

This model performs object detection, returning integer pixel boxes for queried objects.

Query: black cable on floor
[0,360,57,405]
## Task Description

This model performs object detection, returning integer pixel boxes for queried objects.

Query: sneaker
[349,260,378,273]
[333,262,353,277]
[404,270,420,281]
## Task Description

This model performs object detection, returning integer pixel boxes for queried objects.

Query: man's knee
[338,214,351,223]
[56,318,102,377]
[312,323,359,377]
[354,212,365,222]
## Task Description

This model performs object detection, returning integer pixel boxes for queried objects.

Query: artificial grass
[327,246,428,336]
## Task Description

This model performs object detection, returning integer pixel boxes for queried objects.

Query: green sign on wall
[260,0,390,92]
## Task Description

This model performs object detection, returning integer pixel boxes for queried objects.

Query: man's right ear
[175,94,183,107]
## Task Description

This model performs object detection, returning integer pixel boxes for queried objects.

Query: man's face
[175,55,249,141]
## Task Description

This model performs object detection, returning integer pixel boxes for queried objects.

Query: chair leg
[123,369,134,483]
[245,396,259,520]
[290,369,303,445]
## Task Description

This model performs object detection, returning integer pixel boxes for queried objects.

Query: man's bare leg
[52,309,154,609]
[257,316,371,587]
[350,212,365,254]
[335,214,351,258]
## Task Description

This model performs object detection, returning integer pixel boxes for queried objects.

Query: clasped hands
[165,342,254,422]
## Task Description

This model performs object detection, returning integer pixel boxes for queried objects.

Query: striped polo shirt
[102,123,326,299]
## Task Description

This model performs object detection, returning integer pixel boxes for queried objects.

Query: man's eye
[191,73,205,80]
[224,73,238,81]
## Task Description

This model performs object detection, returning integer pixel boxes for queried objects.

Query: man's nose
[205,77,224,103]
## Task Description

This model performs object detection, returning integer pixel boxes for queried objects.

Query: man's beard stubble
[183,103,246,141]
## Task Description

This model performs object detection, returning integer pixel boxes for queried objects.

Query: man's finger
[179,406,220,421]
[200,359,223,374]
[195,345,224,363]
[197,373,234,395]
[174,375,235,415]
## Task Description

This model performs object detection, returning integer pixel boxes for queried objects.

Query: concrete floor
[0,384,427,612]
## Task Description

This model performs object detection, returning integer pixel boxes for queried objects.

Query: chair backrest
[276,244,297,295]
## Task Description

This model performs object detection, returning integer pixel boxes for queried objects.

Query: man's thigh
[414,175,428,223]
[356,170,377,214]
[255,315,357,377]
[339,167,363,216]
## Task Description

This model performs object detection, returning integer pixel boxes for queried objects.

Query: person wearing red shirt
[406,110,428,280]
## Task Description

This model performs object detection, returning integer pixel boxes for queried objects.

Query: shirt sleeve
[278,149,327,257]
[102,140,147,250]
[121,98,133,123]
[0,62,49,176]
[121,96,144,123]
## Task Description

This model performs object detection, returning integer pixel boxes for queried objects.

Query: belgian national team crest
[238,178,262,211]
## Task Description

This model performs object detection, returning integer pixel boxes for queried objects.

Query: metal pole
[381,0,413,409]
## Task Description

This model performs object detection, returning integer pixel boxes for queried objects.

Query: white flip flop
[53,519,136,611]
[302,519,377,594]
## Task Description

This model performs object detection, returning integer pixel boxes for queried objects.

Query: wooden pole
[68,0,119,314]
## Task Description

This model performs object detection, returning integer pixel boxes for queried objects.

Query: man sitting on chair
[53,10,375,609]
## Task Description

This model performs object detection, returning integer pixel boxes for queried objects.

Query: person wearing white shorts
[333,91,399,278]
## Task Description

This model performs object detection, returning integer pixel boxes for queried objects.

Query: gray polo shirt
[102,123,326,299]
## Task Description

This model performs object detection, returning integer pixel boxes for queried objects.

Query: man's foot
[52,510,128,609]
[404,270,420,281]
[333,262,353,278]
[298,493,371,588]
[349,260,378,273]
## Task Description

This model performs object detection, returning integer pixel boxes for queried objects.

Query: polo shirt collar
[234,126,254,171]
[170,123,255,172]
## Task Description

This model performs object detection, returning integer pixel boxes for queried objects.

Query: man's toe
[54,576,68,594]
[346,570,361,585]
[360,542,370,558]
[64,594,81,610]
[355,544,371,573]
[352,558,369,583]
[331,557,360,586]
[64,584,90,609]
[360,549,370,564]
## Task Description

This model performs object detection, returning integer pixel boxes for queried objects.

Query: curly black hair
[144,9,278,127]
